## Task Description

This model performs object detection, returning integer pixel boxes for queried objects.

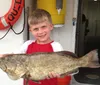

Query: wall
[0,0,33,85]
[0,0,78,85]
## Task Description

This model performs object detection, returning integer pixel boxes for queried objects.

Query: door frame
[75,0,84,56]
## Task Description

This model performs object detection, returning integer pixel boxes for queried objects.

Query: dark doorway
[75,0,100,58]
[74,0,100,84]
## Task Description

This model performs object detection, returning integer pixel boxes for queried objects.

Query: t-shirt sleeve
[13,40,34,54]
[51,42,63,52]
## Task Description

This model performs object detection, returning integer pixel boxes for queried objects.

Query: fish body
[0,50,99,81]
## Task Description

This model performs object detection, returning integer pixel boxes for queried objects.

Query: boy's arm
[0,54,10,58]
[0,54,4,58]
[51,41,63,52]
[14,40,34,54]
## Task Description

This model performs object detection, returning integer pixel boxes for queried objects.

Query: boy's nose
[38,28,44,34]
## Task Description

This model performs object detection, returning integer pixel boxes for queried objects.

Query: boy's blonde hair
[28,9,52,26]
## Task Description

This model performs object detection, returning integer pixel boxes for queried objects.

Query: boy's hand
[0,54,13,58]
[0,54,4,58]
[46,72,60,79]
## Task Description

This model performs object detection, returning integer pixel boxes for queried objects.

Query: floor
[70,68,100,85]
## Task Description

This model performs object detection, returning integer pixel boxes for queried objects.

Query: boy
[0,9,71,85]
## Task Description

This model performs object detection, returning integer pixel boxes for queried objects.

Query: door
[76,0,100,57]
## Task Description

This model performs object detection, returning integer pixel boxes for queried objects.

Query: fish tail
[86,49,100,68]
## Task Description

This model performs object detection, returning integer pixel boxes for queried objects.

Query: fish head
[0,54,13,71]
[7,71,26,80]
[5,64,27,80]
[0,58,7,72]
[0,58,26,80]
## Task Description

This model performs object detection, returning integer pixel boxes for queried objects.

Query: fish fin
[66,69,79,76]
[70,69,79,76]
[87,49,100,68]
[24,78,41,84]
[88,61,100,68]
[32,80,41,84]
[60,69,79,77]
[57,51,78,58]
[60,73,67,78]
[24,79,29,85]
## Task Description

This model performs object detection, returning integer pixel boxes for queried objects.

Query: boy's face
[29,21,53,44]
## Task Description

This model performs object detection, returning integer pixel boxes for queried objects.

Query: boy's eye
[41,26,46,29]
[33,28,38,31]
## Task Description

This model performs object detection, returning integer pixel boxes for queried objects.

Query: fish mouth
[7,72,26,80]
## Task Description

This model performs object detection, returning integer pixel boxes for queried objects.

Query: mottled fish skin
[0,50,99,81]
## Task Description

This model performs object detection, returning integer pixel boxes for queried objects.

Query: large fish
[0,50,100,82]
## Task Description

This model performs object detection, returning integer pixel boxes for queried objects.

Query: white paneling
[0,0,11,16]
[0,0,33,85]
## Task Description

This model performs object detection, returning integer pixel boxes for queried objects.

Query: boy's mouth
[38,34,46,38]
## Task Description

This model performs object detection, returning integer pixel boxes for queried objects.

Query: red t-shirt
[24,41,71,85]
